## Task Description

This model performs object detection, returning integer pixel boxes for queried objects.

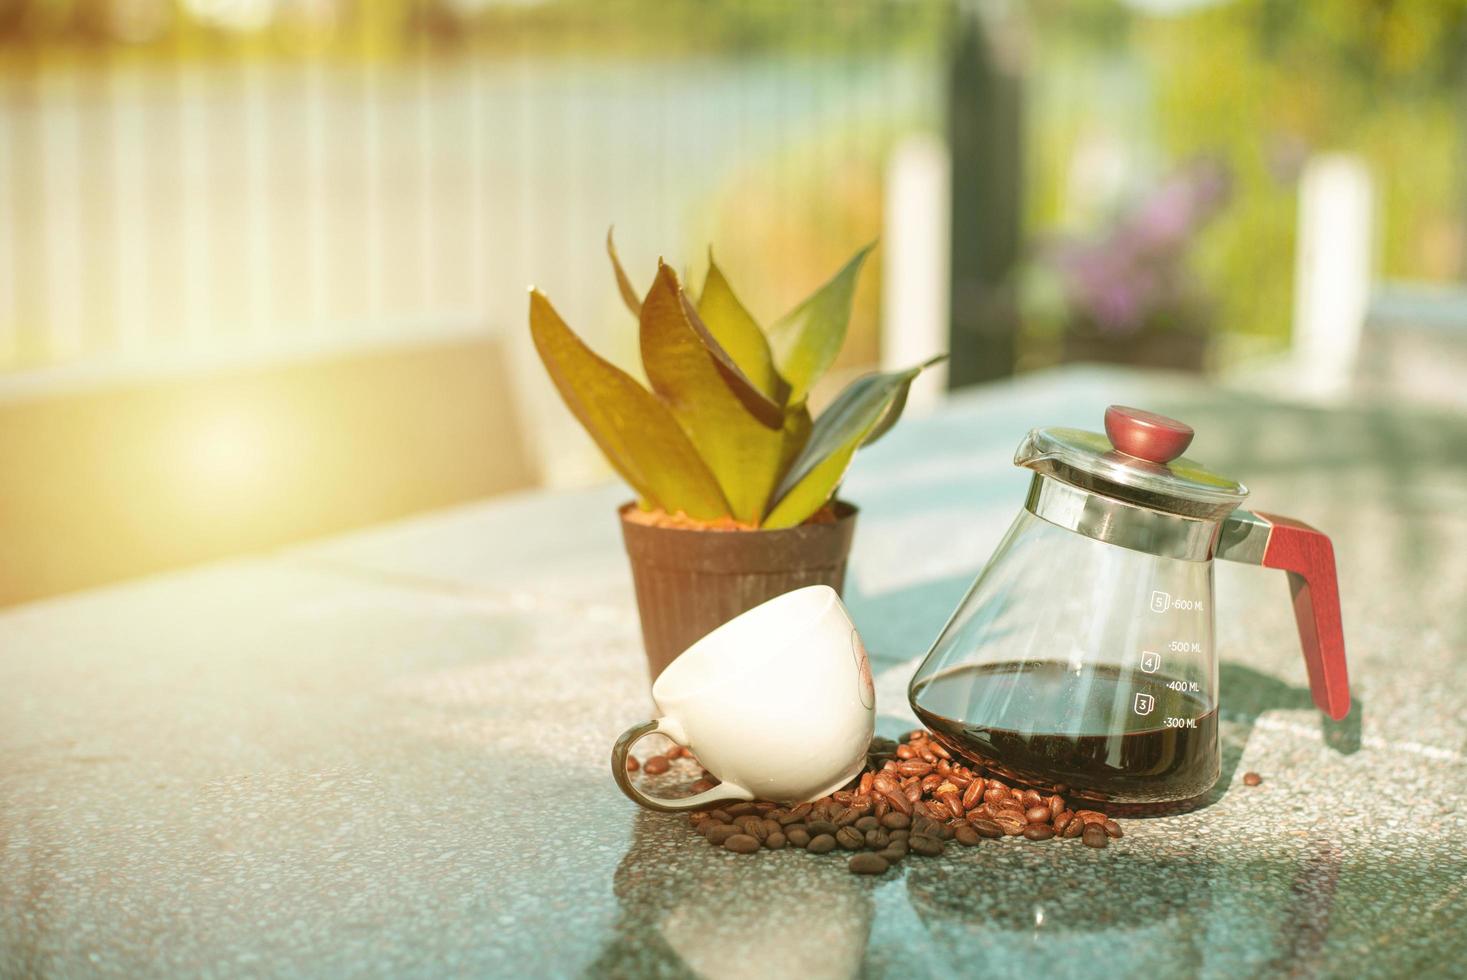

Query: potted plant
[529,232,942,680]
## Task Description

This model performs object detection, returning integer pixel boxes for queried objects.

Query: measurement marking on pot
[1164,717,1198,728]
[1170,598,1204,611]
[1165,680,1201,693]
[1167,640,1203,653]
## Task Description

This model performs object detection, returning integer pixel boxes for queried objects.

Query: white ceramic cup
[612,585,876,811]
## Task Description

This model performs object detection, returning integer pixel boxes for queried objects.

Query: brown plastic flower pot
[619,500,858,682]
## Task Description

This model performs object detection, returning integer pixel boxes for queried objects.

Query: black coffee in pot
[911,660,1219,804]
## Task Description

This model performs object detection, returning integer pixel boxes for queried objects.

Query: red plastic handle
[1255,512,1351,720]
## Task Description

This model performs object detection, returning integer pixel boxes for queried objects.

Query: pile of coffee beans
[634,729,1127,876]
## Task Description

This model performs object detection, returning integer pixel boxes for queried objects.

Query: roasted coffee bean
[765,832,787,850]
[832,790,855,805]
[984,787,1009,805]
[836,827,865,850]
[873,773,900,797]
[873,797,890,819]
[929,741,951,760]
[865,828,890,850]
[877,846,906,864]
[643,755,670,775]
[880,790,912,816]
[807,834,837,854]
[1021,789,1044,808]
[898,760,934,778]
[908,834,945,857]
[915,800,944,822]
[834,808,861,828]
[689,779,716,793]
[889,829,910,843]
[708,809,732,824]
[1049,796,1066,820]
[954,824,982,846]
[786,826,811,848]
[1243,771,1263,786]
[724,834,760,854]
[736,818,768,842]
[807,820,839,837]
[903,782,923,804]
[849,853,889,875]
[626,756,640,772]
[880,811,910,830]
[1053,812,1074,835]
[762,818,783,838]
[1023,824,1055,842]
[1082,824,1109,849]
[703,823,738,844]
[961,780,985,810]
[920,774,943,794]
[1104,819,1124,839]
[917,744,938,764]
[932,822,954,841]
[849,794,874,815]
[969,818,1004,839]
[895,744,916,760]
[726,802,758,817]
[942,795,966,820]
[996,814,1027,836]
[1075,810,1107,825]
[855,816,880,832]
[996,805,1028,825]
[859,772,875,795]
[1025,806,1052,824]
[1063,818,1085,839]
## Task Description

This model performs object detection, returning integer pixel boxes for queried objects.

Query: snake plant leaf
[778,402,813,477]
[680,293,785,429]
[762,357,940,529]
[606,227,642,317]
[765,242,875,405]
[698,251,788,406]
[862,354,946,447]
[528,289,729,520]
[640,263,787,523]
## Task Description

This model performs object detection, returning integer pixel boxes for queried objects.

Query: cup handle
[611,718,755,813]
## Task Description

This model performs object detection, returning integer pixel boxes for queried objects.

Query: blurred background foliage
[3,0,1465,369]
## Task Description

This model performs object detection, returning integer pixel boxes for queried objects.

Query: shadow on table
[586,810,875,980]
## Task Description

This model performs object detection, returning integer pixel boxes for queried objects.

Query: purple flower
[1040,157,1231,336]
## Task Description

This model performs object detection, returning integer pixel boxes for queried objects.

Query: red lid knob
[1104,405,1194,464]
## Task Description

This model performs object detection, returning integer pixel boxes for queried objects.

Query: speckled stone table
[3,366,1465,978]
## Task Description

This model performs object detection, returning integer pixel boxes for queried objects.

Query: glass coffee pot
[909,406,1349,805]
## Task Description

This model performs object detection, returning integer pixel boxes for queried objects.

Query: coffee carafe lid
[1014,405,1248,520]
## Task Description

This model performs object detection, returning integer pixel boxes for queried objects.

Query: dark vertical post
[946,4,1023,388]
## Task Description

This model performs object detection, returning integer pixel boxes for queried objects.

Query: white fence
[0,52,938,375]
